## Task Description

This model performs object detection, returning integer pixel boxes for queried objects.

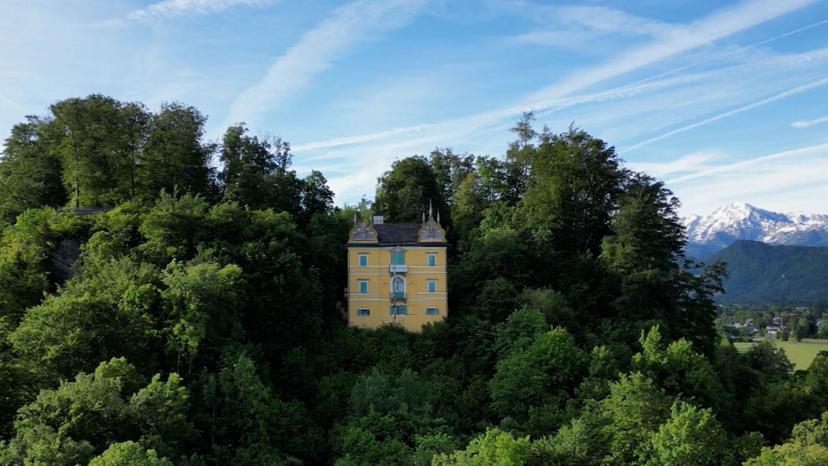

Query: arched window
[392,276,405,295]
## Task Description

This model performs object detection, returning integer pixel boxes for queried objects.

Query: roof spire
[428,199,433,219]
[353,212,358,224]
[437,210,441,224]
[422,211,426,223]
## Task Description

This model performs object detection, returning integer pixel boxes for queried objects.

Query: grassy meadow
[734,338,828,370]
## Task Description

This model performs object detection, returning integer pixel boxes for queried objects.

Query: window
[426,307,439,316]
[357,308,370,316]
[392,276,405,299]
[390,304,408,315]
[358,280,368,294]
[391,249,405,265]
[427,253,437,267]
[358,254,368,267]
[426,279,437,293]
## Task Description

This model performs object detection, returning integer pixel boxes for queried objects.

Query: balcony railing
[390,291,407,302]
[389,264,408,273]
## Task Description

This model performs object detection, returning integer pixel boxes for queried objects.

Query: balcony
[389,264,408,273]
[389,291,407,302]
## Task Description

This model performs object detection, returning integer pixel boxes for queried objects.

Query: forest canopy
[0,99,826,465]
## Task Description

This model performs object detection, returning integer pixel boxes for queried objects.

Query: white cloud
[627,150,720,178]
[622,73,828,153]
[294,0,817,158]
[667,142,828,185]
[223,0,428,130]
[554,5,676,37]
[524,0,817,105]
[673,147,828,215]
[129,0,276,20]
[513,4,676,48]
[293,125,431,152]
[792,114,828,128]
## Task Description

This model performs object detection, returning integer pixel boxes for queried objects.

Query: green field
[734,339,828,370]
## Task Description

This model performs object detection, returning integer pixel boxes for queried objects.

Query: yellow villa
[347,208,448,332]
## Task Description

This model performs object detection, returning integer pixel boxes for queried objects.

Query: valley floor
[735,338,828,370]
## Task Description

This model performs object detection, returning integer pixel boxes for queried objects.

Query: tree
[375,156,442,223]
[432,428,531,466]
[450,171,487,250]
[428,148,474,211]
[489,328,587,433]
[646,401,732,466]
[161,260,244,373]
[494,307,547,356]
[117,103,152,199]
[598,372,672,464]
[9,257,162,382]
[129,373,194,458]
[518,127,625,256]
[139,103,213,200]
[0,358,143,465]
[745,412,828,466]
[300,170,334,223]
[51,95,131,207]
[194,353,309,464]
[218,124,303,215]
[600,173,685,274]
[88,441,174,466]
[0,117,66,224]
[632,326,722,408]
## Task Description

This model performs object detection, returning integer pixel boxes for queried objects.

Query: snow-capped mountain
[684,202,828,258]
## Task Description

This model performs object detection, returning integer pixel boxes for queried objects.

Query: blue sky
[2,0,828,216]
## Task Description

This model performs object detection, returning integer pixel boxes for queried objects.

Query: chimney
[373,213,384,224]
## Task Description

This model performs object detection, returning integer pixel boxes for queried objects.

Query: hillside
[1,96,826,465]
[712,240,828,303]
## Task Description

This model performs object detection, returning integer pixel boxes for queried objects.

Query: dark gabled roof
[374,224,421,244]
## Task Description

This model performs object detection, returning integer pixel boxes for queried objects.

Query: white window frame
[358,254,368,267]
[427,253,437,267]
[357,308,370,316]
[426,307,439,316]
[426,279,437,293]
[358,280,369,294]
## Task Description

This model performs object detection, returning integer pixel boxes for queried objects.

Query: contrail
[623,74,828,153]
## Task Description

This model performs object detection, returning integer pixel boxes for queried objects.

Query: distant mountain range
[709,241,828,304]
[684,203,828,258]
[682,203,828,303]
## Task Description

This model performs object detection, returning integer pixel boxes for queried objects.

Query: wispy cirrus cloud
[295,0,818,155]
[669,143,828,214]
[792,114,828,128]
[512,4,676,47]
[627,151,720,178]
[622,73,828,153]
[128,0,276,20]
[523,0,818,105]
[223,0,429,130]
[667,142,828,185]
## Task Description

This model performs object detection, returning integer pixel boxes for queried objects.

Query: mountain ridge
[684,202,828,258]
[711,240,828,304]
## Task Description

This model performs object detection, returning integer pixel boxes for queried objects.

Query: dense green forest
[0,97,827,465]
[712,240,828,304]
